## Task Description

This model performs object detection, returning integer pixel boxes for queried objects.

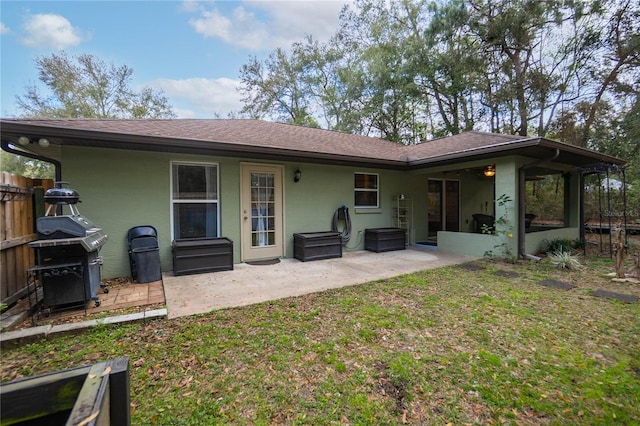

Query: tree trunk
[627,251,640,279]
[612,227,626,278]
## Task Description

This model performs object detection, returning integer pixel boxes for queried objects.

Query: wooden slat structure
[0,357,130,425]
[1,173,53,305]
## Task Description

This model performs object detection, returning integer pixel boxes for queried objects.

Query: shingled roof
[0,118,624,168]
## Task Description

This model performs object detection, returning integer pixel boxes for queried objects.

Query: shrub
[548,250,583,270]
[542,238,578,254]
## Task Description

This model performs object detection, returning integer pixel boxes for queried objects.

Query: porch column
[495,158,519,259]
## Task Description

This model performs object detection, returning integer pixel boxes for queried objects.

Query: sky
[0,0,351,118]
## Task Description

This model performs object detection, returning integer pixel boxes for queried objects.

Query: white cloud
[20,13,85,49]
[181,0,212,14]
[187,1,350,51]
[0,22,10,35]
[150,77,243,118]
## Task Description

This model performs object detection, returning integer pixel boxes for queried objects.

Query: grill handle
[89,256,104,266]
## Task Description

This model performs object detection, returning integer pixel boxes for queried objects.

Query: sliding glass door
[428,179,460,238]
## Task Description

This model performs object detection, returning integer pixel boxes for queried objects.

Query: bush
[542,238,579,254]
[548,251,583,270]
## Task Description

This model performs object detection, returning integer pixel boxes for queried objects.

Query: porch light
[38,138,50,148]
[484,165,495,177]
[294,168,302,183]
[18,136,30,146]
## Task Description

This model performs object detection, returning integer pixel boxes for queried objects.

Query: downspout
[1,139,63,214]
[1,139,62,182]
[518,148,560,260]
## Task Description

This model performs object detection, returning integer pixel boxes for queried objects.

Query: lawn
[2,256,639,425]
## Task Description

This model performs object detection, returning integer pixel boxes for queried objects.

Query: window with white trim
[171,162,219,239]
[354,173,379,208]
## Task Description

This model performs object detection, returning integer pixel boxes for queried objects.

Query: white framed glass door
[240,163,284,261]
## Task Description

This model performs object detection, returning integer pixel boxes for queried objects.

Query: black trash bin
[127,225,162,283]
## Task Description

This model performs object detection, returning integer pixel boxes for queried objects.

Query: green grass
[2,257,639,425]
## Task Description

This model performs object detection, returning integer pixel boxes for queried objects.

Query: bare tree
[16,52,175,119]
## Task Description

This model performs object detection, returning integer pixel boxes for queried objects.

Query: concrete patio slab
[162,248,476,319]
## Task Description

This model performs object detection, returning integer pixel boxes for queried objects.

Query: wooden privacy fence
[1,173,53,305]
[0,357,131,425]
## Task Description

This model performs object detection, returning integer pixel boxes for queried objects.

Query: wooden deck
[38,280,165,322]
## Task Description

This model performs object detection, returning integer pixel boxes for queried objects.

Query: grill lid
[37,215,97,238]
[45,182,80,205]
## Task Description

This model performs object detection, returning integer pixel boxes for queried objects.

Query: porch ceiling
[457,164,565,178]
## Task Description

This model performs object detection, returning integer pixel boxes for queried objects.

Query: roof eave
[2,121,624,169]
[537,138,625,166]
[0,121,408,170]
[406,137,625,169]
[406,138,541,169]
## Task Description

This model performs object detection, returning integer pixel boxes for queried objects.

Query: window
[171,162,219,239]
[354,173,379,208]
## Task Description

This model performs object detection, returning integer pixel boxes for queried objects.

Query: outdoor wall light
[17,136,50,148]
[294,168,302,183]
[484,165,496,177]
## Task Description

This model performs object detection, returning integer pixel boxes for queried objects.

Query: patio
[162,248,476,319]
[1,248,475,332]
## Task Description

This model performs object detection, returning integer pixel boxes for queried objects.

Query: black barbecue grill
[28,182,108,311]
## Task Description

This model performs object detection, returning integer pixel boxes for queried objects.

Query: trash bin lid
[127,225,158,241]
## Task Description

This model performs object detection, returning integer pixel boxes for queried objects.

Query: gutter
[1,139,63,216]
[406,137,624,169]
[406,138,541,168]
[57,135,409,169]
[518,147,560,260]
[2,121,625,169]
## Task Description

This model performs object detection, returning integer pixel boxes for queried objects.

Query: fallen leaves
[2,258,639,425]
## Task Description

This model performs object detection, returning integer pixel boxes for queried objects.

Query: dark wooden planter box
[365,228,406,252]
[294,232,342,261]
[0,357,130,426]
[172,237,233,276]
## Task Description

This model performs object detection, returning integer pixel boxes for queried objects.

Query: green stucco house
[1,119,624,279]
